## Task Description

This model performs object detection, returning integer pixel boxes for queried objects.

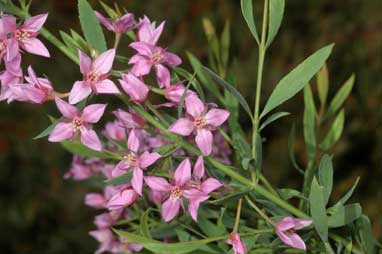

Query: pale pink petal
[68,81,92,104]
[154,64,170,88]
[84,193,107,208]
[119,73,149,103]
[92,49,115,74]
[276,231,306,250]
[127,129,140,152]
[174,158,191,187]
[129,42,152,56]
[94,79,120,94]
[0,16,17,35]
[5,39,20,62]
[145,176,171,192]
[82,104,107,123]
[95,11,114,31]
[55,97,79,118]
[5,52,22,76]
[22,38,50,57]
[107,188,138,210]
[168,118,194,136]
[22,13,48,32]
[200,178,222,194]
[151,21,165,45]
[48,122,73,142]
[26,66,38,84]
[195,129,213,156]
[276,217,298,231]
[162,197,180,222]
[187,199,204,222]
[81,128,102,151]
[205,109,230,127]
[130,58,152,76]
[131,168,144,196]
[185,95,205,118]
[163,52,182,66]
[79,50,92,75]
[139,151,161,169]
[292,219,313,230]
[193,156,205,180]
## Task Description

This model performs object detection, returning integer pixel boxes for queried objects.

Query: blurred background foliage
[0,0,381,253]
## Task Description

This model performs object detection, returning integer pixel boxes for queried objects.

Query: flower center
[72,118,83,131]
[194,117,207,128]
[123,153,139,167]
[15,30,31,42]
[151,51,164,64]
[87,71,100,83]
[171,186,183,199]
[284,229,295,236]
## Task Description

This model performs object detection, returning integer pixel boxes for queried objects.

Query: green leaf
[318,154,333,206]
[60,31,80,55]
[78,0,107,52]
[173,67,205,102]
[317,64,329,106]
[327,203,362,228]
[221,20,231,69]
[33,119,58,139]
[70,29,88,50]
[326,74,355,118]
[177,73,194,118]
[320,109,345,150]
[99,1,118,19]
[332,177,360,209]
[277,188,304,200]
[266,0,285,48]
[240,0,260,44]
[114,229,227,254]
[303,85,316,168]
[104,171,132,185]
[260,44,334,118]
[198,213,227,237]
[154,143,180,157]
[357,215,376,254]
[309,177,329,241]
[288,123,304,174]
[259,111,290,131]
[61,140,116,159]
[209,189,252,205]
[203,66,254,121]
[140,208,154,238]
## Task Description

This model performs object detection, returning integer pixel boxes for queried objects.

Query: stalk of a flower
[245,196,276,227]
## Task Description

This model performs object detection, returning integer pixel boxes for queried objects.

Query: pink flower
[227,233,247,254]
[64,156,94,180]
[275,217,312,250]
[168,95,230,156]
[103,120,127,141]
[95,11,135,34]
[119,73,149,103]
[164,82,196,105]
[69,49,119,104]
[89,229,114,254]
[187,156,222,194]
[113,108,146,129]
[129,42,181,88]
[13,14,50,57]
[112,129,161,195]
[0,69,23,103]
[145,158,209,222]
[136,16,164,45]
[107,185,138,210]
[94,213,115,229]
[0,15,20,72]
[16,66,53,104]
[48,97,106,151]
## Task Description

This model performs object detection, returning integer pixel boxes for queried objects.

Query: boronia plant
[0,0,378,253]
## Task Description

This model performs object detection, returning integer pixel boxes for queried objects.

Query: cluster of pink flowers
[0,8,313,254]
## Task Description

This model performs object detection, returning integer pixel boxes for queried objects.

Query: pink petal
[154,64,170,88]
[119,73,149,103]
[276,217,299,231]
[4,52,22,76]
[22,38,50,57]
[127,129,140,152]
[292,219,313,230]
[131,168,144,195]
[187,198,204,222]
[95,11,114,31]
[92,49,115,74]
[68,81,92,104]
[80,128,102,151]
[129,42,152,56]
[193,156,205,180]
[168,118,194,136]
[26,66,38,84]
[55,97,79,118]
[84,193,107,208]
[129,56,152,76]
[48,122,73,142]
[139,151,161,169]
[107,188,138,211]
[162,197,180,222]
[5,39,20,63]
[144,176,171,192]
[79,50,92,75]
[174,158,191,187]
[185,95,205,118]
[94,79,120,94]
[205,109,230,127]
[22,13,48,32]
[276,231,306,250]
[200,178,222,194]
[82,104,107,123]
[0,16,17,35]
[151,21,165,45]
[195,129,213,156]
[164,52,182,66]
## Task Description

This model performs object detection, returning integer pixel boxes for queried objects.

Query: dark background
[0,0,381,253]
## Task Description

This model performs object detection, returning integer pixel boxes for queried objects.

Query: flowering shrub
[0,0,379,253]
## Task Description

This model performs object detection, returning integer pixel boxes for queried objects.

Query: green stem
[114,32,121,50]
[245,196,276,227]
[233,198,243,233]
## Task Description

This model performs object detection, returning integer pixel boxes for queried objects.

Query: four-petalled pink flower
[275,216,312,250]
[95,11,135,34]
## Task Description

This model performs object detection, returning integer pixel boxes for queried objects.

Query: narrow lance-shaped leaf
[357,215,376,254]
[105,171,132,185]
[259,111,290,131]
[326,74,355,118]
[331,177,360,209]
[140,208,154,239]
[266,0,285,48]
[320,109,345,150]
[33,116,57,139]
[221,20,231,70]
[288,123,304,174]
[203,66,254,121]
[61,141,117,159]
[303,85,316,168]
[240,0,260,44]
[327,203,362,228]
[78,0,107,52]
[261,44,334,118]
[317,64,329,107]
[309,177,329,242]
[318,154,333,206]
